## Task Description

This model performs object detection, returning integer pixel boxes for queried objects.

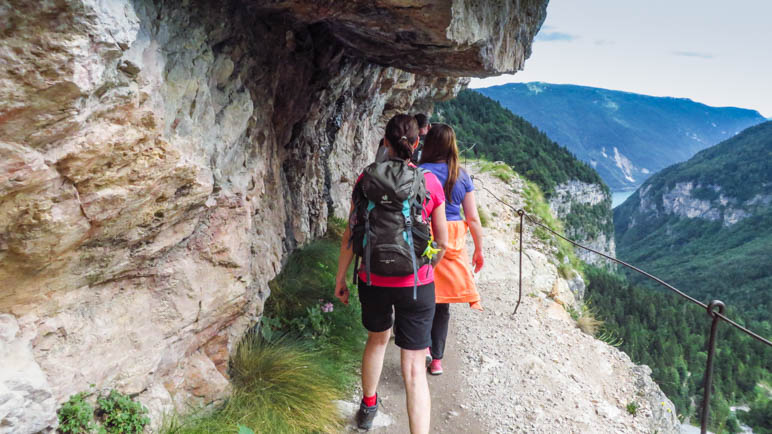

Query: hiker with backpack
[419,122,485,376]
[334,114,448,434]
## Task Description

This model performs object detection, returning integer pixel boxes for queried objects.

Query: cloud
[535,31,577,42]
[672,51,714,59]
[594,39,614,46]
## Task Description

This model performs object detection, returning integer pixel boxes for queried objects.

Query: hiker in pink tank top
[335,114,448,434]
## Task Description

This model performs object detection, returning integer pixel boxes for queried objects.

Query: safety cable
[470,174,772,348]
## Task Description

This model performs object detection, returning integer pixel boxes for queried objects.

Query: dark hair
[419,123,459,200]
[414,113,429,129]
[385,114,419,160]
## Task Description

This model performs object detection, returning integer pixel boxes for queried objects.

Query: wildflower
[321,302,334,313]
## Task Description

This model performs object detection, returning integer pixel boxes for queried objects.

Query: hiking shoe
[425,347,432,367]
[428,358,443,375]
[356,398,379,430]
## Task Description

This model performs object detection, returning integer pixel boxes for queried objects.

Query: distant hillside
[434,89,604,193]
[476,83,767,192]
[614,121,772,319]
[434,89,615,264]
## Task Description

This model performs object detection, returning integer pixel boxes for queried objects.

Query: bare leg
[362,329,391,397]
[401,348,431,434]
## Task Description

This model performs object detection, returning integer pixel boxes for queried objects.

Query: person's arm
[430,202,448,266]
[334,203,355,305]
[462,191,485,273]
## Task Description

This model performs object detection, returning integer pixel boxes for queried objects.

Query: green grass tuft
[165,336,342,434]
[627,401,639,416]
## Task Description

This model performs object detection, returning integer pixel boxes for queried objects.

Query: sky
[469,0,772,118]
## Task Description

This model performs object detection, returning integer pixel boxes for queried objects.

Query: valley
[474,82,766,193]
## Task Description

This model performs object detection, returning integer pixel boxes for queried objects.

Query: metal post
[700,300,725,434]
[513,210,524,315]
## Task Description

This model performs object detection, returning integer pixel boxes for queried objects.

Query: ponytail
[385,115,419,160]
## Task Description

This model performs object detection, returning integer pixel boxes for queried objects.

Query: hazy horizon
[470,0,772,118]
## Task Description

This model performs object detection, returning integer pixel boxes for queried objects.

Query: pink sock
[363,393,377,407]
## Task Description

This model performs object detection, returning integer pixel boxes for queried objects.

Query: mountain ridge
[614,121,772,319]
[475,82,767,191]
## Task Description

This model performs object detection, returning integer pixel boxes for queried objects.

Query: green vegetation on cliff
[586,266,772,432]
[618,121,772,205]
[609,121,772,432]
[563,201,614,240]
[615,121,772,321]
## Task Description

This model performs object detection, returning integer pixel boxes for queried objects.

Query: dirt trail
[375,320,488,434]
[336,311,489,434]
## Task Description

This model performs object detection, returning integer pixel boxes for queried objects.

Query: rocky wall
[0,0,546,430]
[549,180,616,266]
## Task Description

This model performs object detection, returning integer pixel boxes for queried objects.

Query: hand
[472,248,484,273]
[430,255,441,267]
[335,278,350,305]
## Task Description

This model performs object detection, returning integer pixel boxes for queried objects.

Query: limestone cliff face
[548,180,616,266]
[634,181,771,227]
[0,0,546,431]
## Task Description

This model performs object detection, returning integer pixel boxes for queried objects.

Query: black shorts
[358,281,435,350]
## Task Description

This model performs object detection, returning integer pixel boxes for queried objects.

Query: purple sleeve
[462,169,474,192]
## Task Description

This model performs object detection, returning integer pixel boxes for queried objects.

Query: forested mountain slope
[434,89,615,263]
[586,267,771,432]
[475,83,766,191]
[615,121,772,319]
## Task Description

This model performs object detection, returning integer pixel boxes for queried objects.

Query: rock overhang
[246,0,548,77]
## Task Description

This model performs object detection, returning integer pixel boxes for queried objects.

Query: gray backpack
[350,159,433,296]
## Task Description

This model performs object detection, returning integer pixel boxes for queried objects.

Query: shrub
[258,220,365,389]
[96,390,150,434]
[596,329,624,347]
[58,392,96,434]
[627,401,639,416]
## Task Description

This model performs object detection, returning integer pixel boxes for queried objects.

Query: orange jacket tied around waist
[433,220,482,310]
